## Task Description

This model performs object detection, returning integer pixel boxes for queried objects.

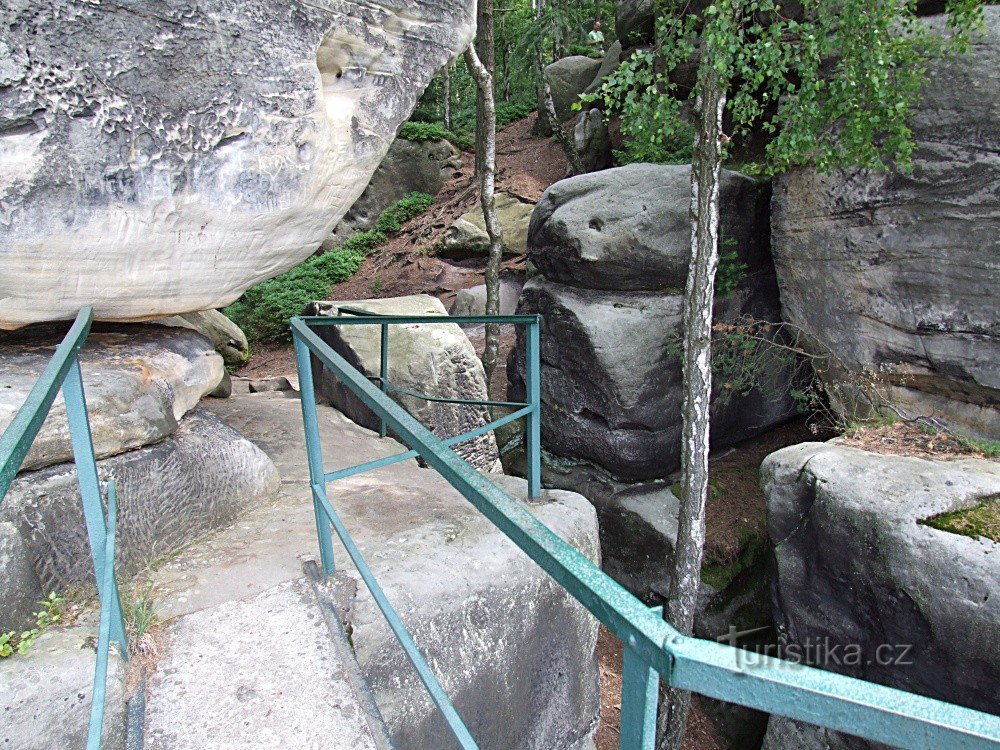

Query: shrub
[398,121,474,152]
[224,193,433,345]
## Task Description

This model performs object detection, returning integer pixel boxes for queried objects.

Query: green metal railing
[0,308,128,750]
[291,311,1000,750]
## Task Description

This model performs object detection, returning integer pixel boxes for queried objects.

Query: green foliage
[715,239,748,298]
[960,436,1000,458]
[398,121,474,152]
[588,0,984,175]
[122,581,160,656]
[224,193,433,345]
[921,495,999,543]
[0,592,63,659]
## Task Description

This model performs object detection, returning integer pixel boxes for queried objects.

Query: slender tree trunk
[464,43,503,388]
[474,0,495,177]
[443,64,452,131]
[657,29,729,750]
[533,0,583,175]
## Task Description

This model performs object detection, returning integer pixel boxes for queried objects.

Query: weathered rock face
[0,326,223,472]
[0,0,475,329]
[616,0,655,47]
[349,474,601,750]
[438,192,535,259]
[0,625,126,750]
[770,8,1000,438]
[450,279,524,318]
[573,108,613,174]
[305,295,502,473]
[1,410,279,628]
[513,164,796,482]
[155,310,249,367]
[327,135,461,246]
[511,277,796,482]
[529,164,771,292]
[761,443,1000,750]
[543,56,603,123]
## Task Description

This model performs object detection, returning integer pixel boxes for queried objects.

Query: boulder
[616,0,655,47]
[1,410,279,624]
[450,279,524,318]
[583,41,623,97]
[0,0,476,329]
[0,326,224,472]
[327,135,461,246]
[761,443,1000,749]
[509,276,798,482]
[769,7,1000,438]
[573,108,613,174]
[543,56,603,123]
[304,295,502,472]
[156,310,249,367]
[528,163,771,292]
[347,474,601,749]
[0,624,126,750]
[438,193,535,259]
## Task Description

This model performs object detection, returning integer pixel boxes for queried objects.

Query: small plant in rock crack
[0,592,64,658]
[122,582,161,658]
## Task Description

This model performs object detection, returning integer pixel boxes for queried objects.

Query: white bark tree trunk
[443,64,452,131]
[464,43,504,388]
[657,36,728,750]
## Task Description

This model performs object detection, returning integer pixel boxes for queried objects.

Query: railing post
[62,357,128,653]
[619,640,659,750]
[379,323,389,438]
[525,317,542,499]
[293,331,336,575]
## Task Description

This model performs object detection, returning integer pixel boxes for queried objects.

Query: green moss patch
[920,496,999,543]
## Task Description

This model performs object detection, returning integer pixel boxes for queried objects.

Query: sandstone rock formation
[156,310,250,367]
[305,295,502,472]
[326,135,461,248]
[0,326,223,472]
[450,279,523,318]
[350,474,600,749]
[2,410,279,629]
[761,443,1000,750]
[544,56,603,123]
[0,0,475,329]
[616,0,655,47]
[770,7,1000,438]
[512,164,796,483]
[438,193,535,259]
[529,163,771,291]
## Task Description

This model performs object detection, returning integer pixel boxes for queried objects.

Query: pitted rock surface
[1,410,279,614]
[0,325,223,471]
[0,0,475,329]
[306,295,502,472]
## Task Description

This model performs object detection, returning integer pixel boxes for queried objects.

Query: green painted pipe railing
[291,311,1000,750]
[0,308,128,749]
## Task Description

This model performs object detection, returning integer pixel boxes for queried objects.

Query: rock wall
[770,8,1000,438]
[761,443,1000,749]
[0,0,475,329]
[512,164,798,483]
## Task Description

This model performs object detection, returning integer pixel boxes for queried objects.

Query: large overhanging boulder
[0,0,475,330]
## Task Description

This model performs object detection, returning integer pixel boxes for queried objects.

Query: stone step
[143,572,389,750]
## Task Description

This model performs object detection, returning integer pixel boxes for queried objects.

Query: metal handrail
[291,312,1000,750]
[0,308,128,748]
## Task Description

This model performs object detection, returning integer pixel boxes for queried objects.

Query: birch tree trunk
[657,34,728,750]
[464,43,504,388]
[474,0,495,178]
[443,64,452,131]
